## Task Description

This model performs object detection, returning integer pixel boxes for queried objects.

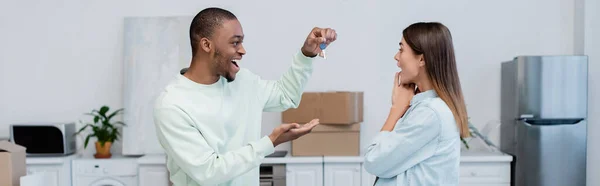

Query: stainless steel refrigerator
[500,56,588,186]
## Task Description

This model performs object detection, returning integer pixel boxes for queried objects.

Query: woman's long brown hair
[402,22,470,138]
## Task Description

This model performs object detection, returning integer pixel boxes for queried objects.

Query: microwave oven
[10,123,77,156]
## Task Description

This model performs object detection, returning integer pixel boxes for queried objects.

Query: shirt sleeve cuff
[295,50,315,65]
[251,135,276,157]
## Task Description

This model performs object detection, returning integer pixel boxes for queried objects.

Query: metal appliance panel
[501,59,519,155]
[501,55,588,186]
[515,56,588,119]
[515,119,587,186]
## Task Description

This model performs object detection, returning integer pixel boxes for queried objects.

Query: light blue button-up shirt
[364,90,461,186]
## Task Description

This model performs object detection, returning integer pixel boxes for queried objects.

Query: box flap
[0,140,26,153]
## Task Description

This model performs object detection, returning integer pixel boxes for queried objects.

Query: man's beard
[213,49,235,82]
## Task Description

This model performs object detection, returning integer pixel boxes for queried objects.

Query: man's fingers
[304,119,320,128]
[290,126,312,134]
[291,119,319,133]
[327,29,336,43]
[311,37,326,46]
[308,27,336,47]
[279,123,298,132]
[312,27,322,32]
[320,28,336,44]
[323,29,331,43]
[311,27,324,38]
[331,29,337,42]
[304,122,318,130]
[280,119,321,141]
[319,28,327,39]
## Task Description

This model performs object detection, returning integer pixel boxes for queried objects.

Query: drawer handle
[470,172,477,176]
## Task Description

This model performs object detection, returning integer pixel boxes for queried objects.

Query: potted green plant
[461,118,476,149]
[76,105,125,158]
[461,135,472,149]
[461,119,499,150]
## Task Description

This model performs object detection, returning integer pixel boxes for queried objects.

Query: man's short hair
[189,7,238,56]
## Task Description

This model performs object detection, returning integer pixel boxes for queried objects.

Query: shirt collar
[177,73,224,90]
[410,89,438,106]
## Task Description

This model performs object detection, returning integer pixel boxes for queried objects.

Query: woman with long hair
[364,22,469,186]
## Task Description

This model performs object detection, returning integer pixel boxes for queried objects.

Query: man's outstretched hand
[269,119,320,147]
[301,27,337,57]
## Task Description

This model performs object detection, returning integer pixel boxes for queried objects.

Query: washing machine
[72,156,138,186]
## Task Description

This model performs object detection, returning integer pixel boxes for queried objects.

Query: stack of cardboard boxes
[0,140,26,186]
[282,91,363,156]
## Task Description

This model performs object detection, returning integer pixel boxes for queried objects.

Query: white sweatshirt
[153,50,314,186]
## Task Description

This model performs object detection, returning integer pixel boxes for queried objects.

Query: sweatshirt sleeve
[363,106,441,178]
[153,105,275,185]
[249,50,315,112]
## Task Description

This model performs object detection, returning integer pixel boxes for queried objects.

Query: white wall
[0,1,590,179]
[367,0,575,153]
[260,0,576,153]
[584,0,600,185]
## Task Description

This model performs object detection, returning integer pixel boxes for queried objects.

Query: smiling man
[153,7,337,186]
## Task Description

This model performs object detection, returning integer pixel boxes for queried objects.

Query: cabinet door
[459,162,511,185]
[324,163,361,186]
[26,165,60,186]
[139,166,171,186]
[361,164,377,186]
[286,163,323,186]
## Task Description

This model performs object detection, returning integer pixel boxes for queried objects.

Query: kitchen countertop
[460,149,513,162]
[137,155,359,165]
[137,149,512,165]
[26,154,77,164]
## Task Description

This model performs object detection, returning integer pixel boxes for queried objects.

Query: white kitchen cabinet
[25,155,75,186]
[137,151,512,186]
[459,161,511,186]
[363,162,511,186]
[26,165,61,186]
[361,165,376,186]
[139,165,170,186]
[138,155,172,186]
[360,162,511,186]
[324,162,362,186]
[459,150,512,186]
[358,150,512,186]
[286,163,323,186]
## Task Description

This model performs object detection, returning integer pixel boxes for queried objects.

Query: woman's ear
[418,54,425,67]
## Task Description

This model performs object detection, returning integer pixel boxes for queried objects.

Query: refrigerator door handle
[518,118,584,125]
[519,114,535,119]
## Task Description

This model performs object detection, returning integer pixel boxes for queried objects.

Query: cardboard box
[0,140,26,186]
[291,123,360,156]
[283,91,363,125]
